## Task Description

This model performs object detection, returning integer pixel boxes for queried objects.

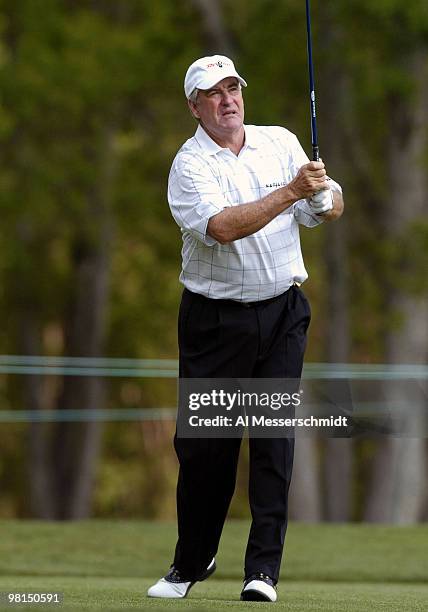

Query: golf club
[305,0,319,162]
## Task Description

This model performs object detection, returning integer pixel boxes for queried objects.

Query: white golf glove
[308,187,334,215]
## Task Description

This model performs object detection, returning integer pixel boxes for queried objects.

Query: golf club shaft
[305,0,319,161]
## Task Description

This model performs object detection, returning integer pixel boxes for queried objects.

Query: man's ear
[187,99,200,120]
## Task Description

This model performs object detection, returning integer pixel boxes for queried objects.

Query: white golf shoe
[240,572,277,602]
[147,558,216,598]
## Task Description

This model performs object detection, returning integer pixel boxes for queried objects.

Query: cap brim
[197,72,247,92]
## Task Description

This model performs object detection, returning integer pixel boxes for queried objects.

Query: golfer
[148,55,344,602]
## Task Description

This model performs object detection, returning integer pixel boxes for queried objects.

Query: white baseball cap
[184,54,247,99]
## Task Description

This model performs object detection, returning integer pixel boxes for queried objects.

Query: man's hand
[308,186,333,215]
[288,161,328,200]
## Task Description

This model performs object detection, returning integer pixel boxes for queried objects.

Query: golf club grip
[312,145,320,162]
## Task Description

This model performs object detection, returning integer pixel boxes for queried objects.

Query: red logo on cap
[206,60,231,69]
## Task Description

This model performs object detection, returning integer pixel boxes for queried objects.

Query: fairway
[0,521,427,611]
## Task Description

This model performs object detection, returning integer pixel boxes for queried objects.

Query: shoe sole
[182,560,217,598]
[240,589,273,602]
[199,560,217,581]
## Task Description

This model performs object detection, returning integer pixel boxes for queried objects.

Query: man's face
[188,77,244,140]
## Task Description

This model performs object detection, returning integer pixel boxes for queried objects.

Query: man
[148,55,344,602]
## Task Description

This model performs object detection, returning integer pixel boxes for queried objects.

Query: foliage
[0,0,427,519]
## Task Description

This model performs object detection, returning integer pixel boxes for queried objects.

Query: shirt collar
[242,125,260,150]
[194,124,259,156]
[194,124,225,155]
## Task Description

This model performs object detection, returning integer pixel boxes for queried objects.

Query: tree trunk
[51,129,116,519]
[15,125,115,520]
[191,0,235,55]
[20,313,55,519]
[318,4,353,522]
[365,52,428,523]
[52,243,110,519]
[289,437,322,522]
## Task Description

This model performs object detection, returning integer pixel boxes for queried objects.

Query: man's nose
[221,91,233,104]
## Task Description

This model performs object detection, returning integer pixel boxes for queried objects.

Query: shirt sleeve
[168,154,227,246]
[286,132,343,228]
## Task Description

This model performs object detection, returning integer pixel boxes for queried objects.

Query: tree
[339,1,428,522]
[0,0,203,518]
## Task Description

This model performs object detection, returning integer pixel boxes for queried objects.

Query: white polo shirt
[168,124,342,302]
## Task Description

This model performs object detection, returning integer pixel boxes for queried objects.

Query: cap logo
[206,60,231,69]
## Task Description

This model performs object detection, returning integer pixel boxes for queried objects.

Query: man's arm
[208,161,328,244]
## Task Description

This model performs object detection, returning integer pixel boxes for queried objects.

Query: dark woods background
[0,0,427,522]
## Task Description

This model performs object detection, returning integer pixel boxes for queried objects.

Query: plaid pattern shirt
[168,124,342,302]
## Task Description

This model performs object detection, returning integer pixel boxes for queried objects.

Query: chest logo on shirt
[265,180,288,188]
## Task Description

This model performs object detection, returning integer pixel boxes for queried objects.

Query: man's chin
[220,116,243,129]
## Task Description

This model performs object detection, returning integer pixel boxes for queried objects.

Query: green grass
[0,521,427,611]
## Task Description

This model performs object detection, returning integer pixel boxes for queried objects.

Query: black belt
[238,293,285,308]
[184,286,295,309]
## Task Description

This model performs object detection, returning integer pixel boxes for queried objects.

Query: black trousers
[173,285,311,583]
